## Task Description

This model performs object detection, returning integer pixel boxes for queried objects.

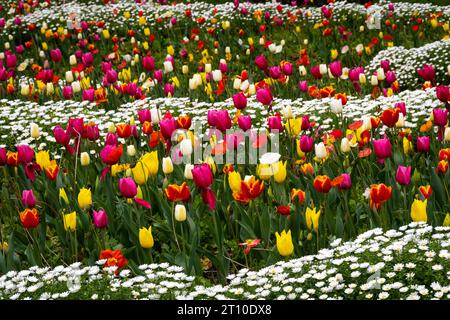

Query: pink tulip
[153,69,163,82]
[282,62,293,76]
[137,109,151,124]
[82,53,94,67]
[417,136,430,153]
[299,80,308,92]
[0,148,6,166]
[101,61,112,73]
[433,108,448,127]
[53,126,71,146]
[82,89,95,102]
[329,61,342,78]
[201,189,216,210]
[396,166,411,186]
[50,49,62,62]
[417,64,435,81]
[385,71,396,84]
[348,67,364,82]
[22,190,36,208]
[256,88,273,106]
[254,55,268,70]
[192,163,213,189]
[219,62,228,74]
[0,18,5,29]
[93,209,108,228]
[16,145,34,165]
[268,66,281,79]
[62,86,74,99]
[68,118,84,137]
[436,85,449,103]
[119,177,137,199]
[159,117,177,140]
[164,83,174,96]
[142,56,155,72]
[321,5,332,18]
[373,137,392,160]
[380,60,390,72]
[299,135,314,153]
[267,115,283,132]
[232,92,247,110]
[301,115,311,130]
[5,54,17,69]
[15,45,24,55]
[394,102,406,115]
[310,65,322,79]
[105,133,118,146]
[238,115,252,131]
[0,68,7,81]
[106,69,117,84]
[338,173,352,190]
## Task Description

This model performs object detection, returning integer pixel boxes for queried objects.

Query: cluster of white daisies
[0,222,448,300]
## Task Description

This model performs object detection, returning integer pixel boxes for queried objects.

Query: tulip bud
[298,65,307,76]
[340,137,351,153]
[315,142,327,159]
[205,63,212,73]
[359,73,366,84]
[164,61,173,73]
[233,78,241,90]
[182,65,189,74]
[80,152,90,166]
[30,123,40,139]
[184,164,194,179]
[444,127,450,141]
[65,70,74,83]
[127,145,136,157]
[162,157,173,174]
[370,75,378,86]
[319,64,327,75]
[174,204,187,222]
[69,54,77,65]
[377,68,385,81]
[180,138,193,156]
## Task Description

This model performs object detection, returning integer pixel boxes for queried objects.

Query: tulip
[228,171,242,193]
[192,163,213,189]
[140,151,159,177]
[329,61,342,78]
[330,98,342,114]
[119,177,138,199]
[50,48,62,62]
[232,92,247,110]
[313,175,332,193]
[100,144,123,165]
[131,161,149,185]
[256,88,273,106]
[369,183,392,209]
[142,56,155,72]
[305,207,321,232]
[340,137,351,153]
[433,108,448,127]
[445,127,450,142]
[299,135,314,153]
[0,148,6,166]
[80,152,90,166]
[396,166,411,186]
[315,142,327,159]
[174,204,187,222]
[63,211,77,232]
[208,110,231,132]
[238,115,252,131]
[17,145,34,165]
[30,123,40,139]
[437,160,448,175]
[22,190,36,208]
[411,199,427,222]
[78,188,92,210]
[93,209,108,229]
[268,66,281,79]
[159,118,177,140]
[373,137,392,159]
[184,164,194,180]
[417,136,430,153]
[380,60,390,72]
[417,64,435,81]
[139,226,154,249]
[267,115,283,132]
[275,230,294,257]
[310,65,322,79]
[254,55,268,70]
[162,157,174,174]
[337,173,352,190]
[19,208,40,229]
[436,85,449,103]
[273,161,287,183]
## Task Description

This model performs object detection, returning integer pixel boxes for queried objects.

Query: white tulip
[315,142,327,159]
[163,61,173,73]
[127,145,136,157]
[180,138,193,156]
[30,123,40,139]
[184,164,194,179]
[370,75,378,86]
[330,99,343,114]
[340,138,351,153]
[174,204,187,222]
[212,70,222,82]
[319,64,327,75]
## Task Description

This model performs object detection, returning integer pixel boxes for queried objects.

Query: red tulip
[436,85,449,103]
[370,184,392,209]
[19,208,40,229]
[417,136,430,153]
[313,175,332,193]
[100,144,123,165]
[380,108,399,128]
[417,64,435,81]
[267,115,283,132]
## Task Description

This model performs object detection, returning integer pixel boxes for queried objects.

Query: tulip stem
[171,203,181,252]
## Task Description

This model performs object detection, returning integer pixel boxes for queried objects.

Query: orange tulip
[44,160,59,181]
[165,182,190,202]
[116,123,131,138]
[19,208,40,229]
[313,175,332,193]
[437,160,448,175]
[370,183,392,209]
[233,177,265,204]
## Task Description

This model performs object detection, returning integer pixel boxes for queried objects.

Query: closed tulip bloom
[93,209,108,228]
[30,123,40,139]
[435,85,449,103]
[373,137,392,159]
[285,118,302,136]
[0,148,6,166]
[330,98,343,114]
[232,92,247,110]
[119,177,137,198]
[19,208,40,229]
[329,61,342,78]
[370,183,392,209]
[228,171,242,193]
[132,161,149,185]
[341,137,351,153]
[313,175,332,193]
[184,164,194,179]
[275,230,294,257]
[254,55,268,70]
[256,88,273,106]
[445,127,450,142]
[238,115,252,131]
[411,199,427,222]
[300,135,314,153]
[267,115,283,132]
[417,64,435,81]
[174,204,187,222]
[162,157,174,174]
[432,108,448,127]
[63,211,77,232]
[192,163,213,189]
[180,138,193,156]
[315,142,327,159]
[80,152,90,166]
[139,226,154,249]
[305,207,321,232]
[17,144,34,165]
[396,166,411,185]
[22,190,36,208]
[273,161,287,183]
[59,188,69,205]
[78,188,92,210]
[417,136,430,153]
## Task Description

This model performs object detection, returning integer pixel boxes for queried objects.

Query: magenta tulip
[433,108,448,127]
[267,115,283,132]
[0,148,6,166]
[50,49,62,62]
[299,135,314,153]
[395,166,411,186]
[93,209,108,228]
[142,56,155,72]
[192,163,213,189]
[53,126,71,146]
[329,61,342,78]
[22,190,36,208]
[299,80,308,92]
[137,109,151,124]
[417,136,430,153]
[119,177,137,199]
[436,85,449,103]
[268,66,281,79]
[373,137,392,160]
[232,92,247,110]
[417,64,435,81]
[16,145,34,165]
[238,115,252,131]
[256,88,273,106]
[159,117,177,140]
[254,55,268,70]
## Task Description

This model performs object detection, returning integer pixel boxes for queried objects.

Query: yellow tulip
[144,28,150,36]
[296,140,305,158]
[59,188,69,205]
[167,45,175,56]
[1,241,8,253]
[139,226,154,249]
[306,207,321,232]
[275,230,294,257]
[273,161,287,184]
[140,151,159,176]
[162,157,174,175]
[443,214,450,227]
[285,118,302,136]
[36,150,51,170]
[411,199,427,222]
[63,211,77,232]
[403,137,413,155]
[136,186,143,200]
[228,171,242,193]
[102,29,110,39]
[257,163,273,181]
[132,161,149,185]
[330,49,338,60]
[77,188,92,210]
[122,68,131,82]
